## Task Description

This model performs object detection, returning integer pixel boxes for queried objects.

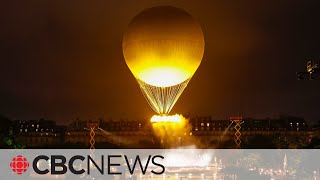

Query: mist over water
[151,115,197,148]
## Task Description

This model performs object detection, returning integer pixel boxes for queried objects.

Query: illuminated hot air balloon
[123,6,204,115]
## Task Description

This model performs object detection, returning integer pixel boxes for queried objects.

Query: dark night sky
[0,1,320,124]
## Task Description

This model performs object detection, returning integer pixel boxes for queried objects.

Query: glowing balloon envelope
[123,6,204,115]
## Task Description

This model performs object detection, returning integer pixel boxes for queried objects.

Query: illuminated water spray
[122,6,204,116]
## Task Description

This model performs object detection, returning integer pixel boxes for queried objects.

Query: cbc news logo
[8,154,165,176]
[10,155,30,175]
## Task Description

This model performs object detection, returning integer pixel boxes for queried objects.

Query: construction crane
[297,61,320,80]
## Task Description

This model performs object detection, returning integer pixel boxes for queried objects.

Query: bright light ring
[151,114,183,123]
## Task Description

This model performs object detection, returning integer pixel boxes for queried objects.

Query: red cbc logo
[10,155,30,175]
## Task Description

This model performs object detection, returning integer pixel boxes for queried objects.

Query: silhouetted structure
[14,119,66,148]
[12,116,319,148]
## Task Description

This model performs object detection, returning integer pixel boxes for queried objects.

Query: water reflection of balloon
[123,6,204,115]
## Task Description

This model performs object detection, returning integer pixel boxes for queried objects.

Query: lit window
[25,129,27,132]
[201,123,204,127]
[20,129,22,132]
[207,123,210,127]
[36,129,38,132]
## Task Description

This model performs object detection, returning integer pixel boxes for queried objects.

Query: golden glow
[151,114,193,147]
[138,67,190,87]
[151,114,183,123]
[123,6,204,115]
[123,6,204,87]
[123,40,203,87]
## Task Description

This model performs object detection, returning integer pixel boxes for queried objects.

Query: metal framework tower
[229,117,243,149]
[86,122,99,158]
